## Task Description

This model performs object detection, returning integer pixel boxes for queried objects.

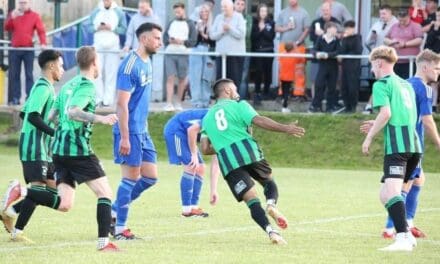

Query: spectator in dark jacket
[339,20,363,113]
[251,3,275,105]
[309,21,341,113]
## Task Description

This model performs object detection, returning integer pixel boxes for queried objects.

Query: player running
[200,78,305,245]
[163,109,220,217]
[1,50,64,235]
[111,22,162,240]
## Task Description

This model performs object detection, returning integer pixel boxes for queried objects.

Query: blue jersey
[113,51,153,134]
[164,109,209,136]
[408,77,433,151]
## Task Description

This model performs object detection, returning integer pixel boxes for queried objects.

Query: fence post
[409,57,414,77]
[221,53,226,78]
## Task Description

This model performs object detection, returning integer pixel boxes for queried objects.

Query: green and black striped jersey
[201,99,263,177]
[52,75,96,156]
[19,77,55,162]
[372,74,421,155]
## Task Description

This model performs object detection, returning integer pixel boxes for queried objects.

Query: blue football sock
[385,191,407,229]
[131,175,157,201]
[115,178,136,227]
[181,172,195,207]
[406,185,421,221]
[191,174,203,207]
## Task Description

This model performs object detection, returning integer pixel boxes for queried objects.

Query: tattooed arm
[67,106,118,125]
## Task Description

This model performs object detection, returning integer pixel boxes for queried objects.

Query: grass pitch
[0,154,439,263]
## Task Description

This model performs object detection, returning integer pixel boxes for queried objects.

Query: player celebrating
[163,109,220,217]
[1,50,64,234]
[200,78,305,244]
[5,46,120,252]
[364,49,440,239]
[361,46,420,252]
[111,22,162,240]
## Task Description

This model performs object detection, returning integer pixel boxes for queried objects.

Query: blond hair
[416,49,440,65]
[369,45,398,64]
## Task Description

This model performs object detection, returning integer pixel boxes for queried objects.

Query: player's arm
[252,115,305,137]
[362,106,391,154]
[209,155,220,205]
[200,136,216,155]
[47,108,59,125]
[187,123,201,169]
[422,114,440,150]
[68,106,117,125]
[116,90,131,155]
[27,112,55,136]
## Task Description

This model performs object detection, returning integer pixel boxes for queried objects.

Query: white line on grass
[1,208,439,252]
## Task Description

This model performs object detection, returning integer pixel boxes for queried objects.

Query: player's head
[38,50,64,82]
[416,49,440,83]
[369,46,398,79]
[212,78,239,101]
[136,22,163,55]
[76,46,99,79]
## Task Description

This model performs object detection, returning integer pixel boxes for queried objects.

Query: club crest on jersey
[140,70,152,87]
[389,166,404,176]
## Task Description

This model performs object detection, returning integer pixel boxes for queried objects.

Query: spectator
[315,0,352,24]
[309,2,340,99]
[422,0,439,32]
[365,5,398,51]
[278,42,296,113]
[424,7,440,112]
[210,0,246,93]
[409,0,428,24]
[123,0,161,51]
[90,0,127,107]
[234,0,253,100]
[189,0,215,22]
[275,0,310,98]
[188,3,216,108]
[339,20,363,113]
[5,0,46,105]
[363,4,398,115]
[384,9,423,79]
[308,22,341,113]
[163,2,197,111]
[251,3,275,106]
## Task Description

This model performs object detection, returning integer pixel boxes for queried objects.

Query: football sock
[405,185,421,223]
[385,191,407,229]
[97,198,112,238]
[247,198,270,231]
[12,200,23,215]
[191,174,203,208]
[385,196,407,233]
[263,180,279,203]
[14,198,36,230]
[180,172,194,212]
[46,186,58,195]
[98,237,110,249]
[26,185,60,209]
[131,175,157,201]
[115,178,136,229]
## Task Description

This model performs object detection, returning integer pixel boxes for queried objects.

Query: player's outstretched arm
[422,114,440,151]
[362,106,391,155]
[200,136,216,155]
[252,115,305,137]
[68,106,118,125]
[209,155,220,205]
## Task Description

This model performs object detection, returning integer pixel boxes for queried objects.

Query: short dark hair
[324,21,338,31]
[38,50,62,69]
[343,20,356,28]
[136,22,163,39]
[379,4,392,11]
[212,78,234,99]
[76,46,96,70]
[173,2,185,9]
[397,9,409,17]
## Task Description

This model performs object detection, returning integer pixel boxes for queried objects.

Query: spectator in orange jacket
[278,42,296,113]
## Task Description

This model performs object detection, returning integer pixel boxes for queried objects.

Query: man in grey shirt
[275,0,310,98]
[210,0,246,94]
[315,0,352,24]
[123,0,161,51]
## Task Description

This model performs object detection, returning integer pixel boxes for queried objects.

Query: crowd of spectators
[4,0,440,114]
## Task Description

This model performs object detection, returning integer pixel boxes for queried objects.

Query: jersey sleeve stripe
[124,54,137,74]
